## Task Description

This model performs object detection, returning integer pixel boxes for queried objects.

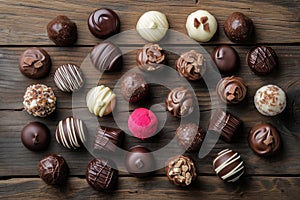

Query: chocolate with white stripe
[213,149,245,182]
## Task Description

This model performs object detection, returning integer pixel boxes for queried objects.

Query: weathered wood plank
[0,176,299,199]
[0,0,299,45]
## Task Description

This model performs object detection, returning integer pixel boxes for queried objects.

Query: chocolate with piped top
[211,45,239,74]
[88,8,120,39]
[21,121,51,151]
[38,154,69,185]
[47,15,77,46]
[248,123,281,156]
[247,46,278,75]
[19,48,51,79]
[216,76,247,104]
[93,126,124,152]
[136,43,166,72]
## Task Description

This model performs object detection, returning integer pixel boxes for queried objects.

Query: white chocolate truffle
[23,84,56,117]
[86,85,116,117]
[186,10,218,42]
[54,64,84,93]
[254,84,286,116]
[136,11,169,42]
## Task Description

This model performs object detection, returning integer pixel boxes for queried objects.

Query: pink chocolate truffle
[128,108,158,140]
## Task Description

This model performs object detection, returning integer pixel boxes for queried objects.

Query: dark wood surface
[0,0,299,199]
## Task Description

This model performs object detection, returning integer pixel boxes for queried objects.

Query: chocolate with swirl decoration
[176,50,206,81]
[216,76,247,104]
[248,123,281,156]
[166,87,195,118]
[136,43,166,72]
[19,48,51,79]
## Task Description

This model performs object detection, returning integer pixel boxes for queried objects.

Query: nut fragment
[165,155,197,187]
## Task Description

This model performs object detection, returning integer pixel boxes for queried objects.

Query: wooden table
[0,0,299,199]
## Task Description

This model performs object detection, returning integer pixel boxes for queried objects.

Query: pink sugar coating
[128,108,158,140]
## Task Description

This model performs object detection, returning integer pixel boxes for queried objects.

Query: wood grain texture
[1,177,300,199]
[0,0,299,45]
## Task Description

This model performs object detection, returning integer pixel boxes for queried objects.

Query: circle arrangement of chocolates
[18,7,288,192]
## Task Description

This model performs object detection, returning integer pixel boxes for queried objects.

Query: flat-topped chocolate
[93,126,124,152]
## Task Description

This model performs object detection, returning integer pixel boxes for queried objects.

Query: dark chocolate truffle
[47,15,77,46]
[176,123,205,153]
[136,43,166,72]
[213,149,244,182]
[208,109,242,142]
[223,12,254,43]
[90,42,122,72]
[55,116,86,149]
[93,126,124,152]
[121,72,149,103]
[166,87,195,118]
[54,64,84,93]
[21,122,51,151]
[248,123,281,156]
[86,158,118,191]
[247,46,278,75]
[176,50,206,81]
[38,154,69,185]
[125,146,155,177]
[216,76,247,104]
[211,45,239,74]
[88,8,120,39]
[19,48,51,79]
[166,155,197,187]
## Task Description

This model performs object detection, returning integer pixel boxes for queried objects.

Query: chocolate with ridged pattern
[93,126,124,152]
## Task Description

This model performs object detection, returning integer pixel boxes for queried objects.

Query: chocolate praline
[21,122,51,151]
[136,43,166,72]
[176,123,205,153]
[216,76,247,104]
[19,48,51,79]
[211,45,239,74]
[93,126,124,152]
[125,146,155,177]
[247,46,278,75]
[166,87,195,118]
[38,154,69,185]
[90,42,122,72]
[121,72,149,103]
[223,12,254,43]
[86,158,118,191]
[248,123,281,156]
[176,50,206,81]
[47,15,77,46]
[88,8,120,39]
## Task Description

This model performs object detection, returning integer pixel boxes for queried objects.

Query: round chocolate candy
[19,48,51,79]
[136,11,169,42]
[176,123,205,153]
[54,64,84,93]
[211,45,240,74]
[186,10,218,42]
[88,8,120,39]
[223,12,254,43]
[216,76,247,104]
[165,155,197,187]
[248,123,281,156]
[247,46,278,75]
[55,116,86,149]
[38,154,69,185]
[86,158,118,191]
[125,146,155,177]
[176,50,206,81]
[23,84,56,117]
[120,72,149,103]
[136,43,166,72]
[47,15,77,46]
[213,149,245,182]
[254,84,286,116]
[21,122,51,151]
[90,42,122,72]
[166,87,195,118]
